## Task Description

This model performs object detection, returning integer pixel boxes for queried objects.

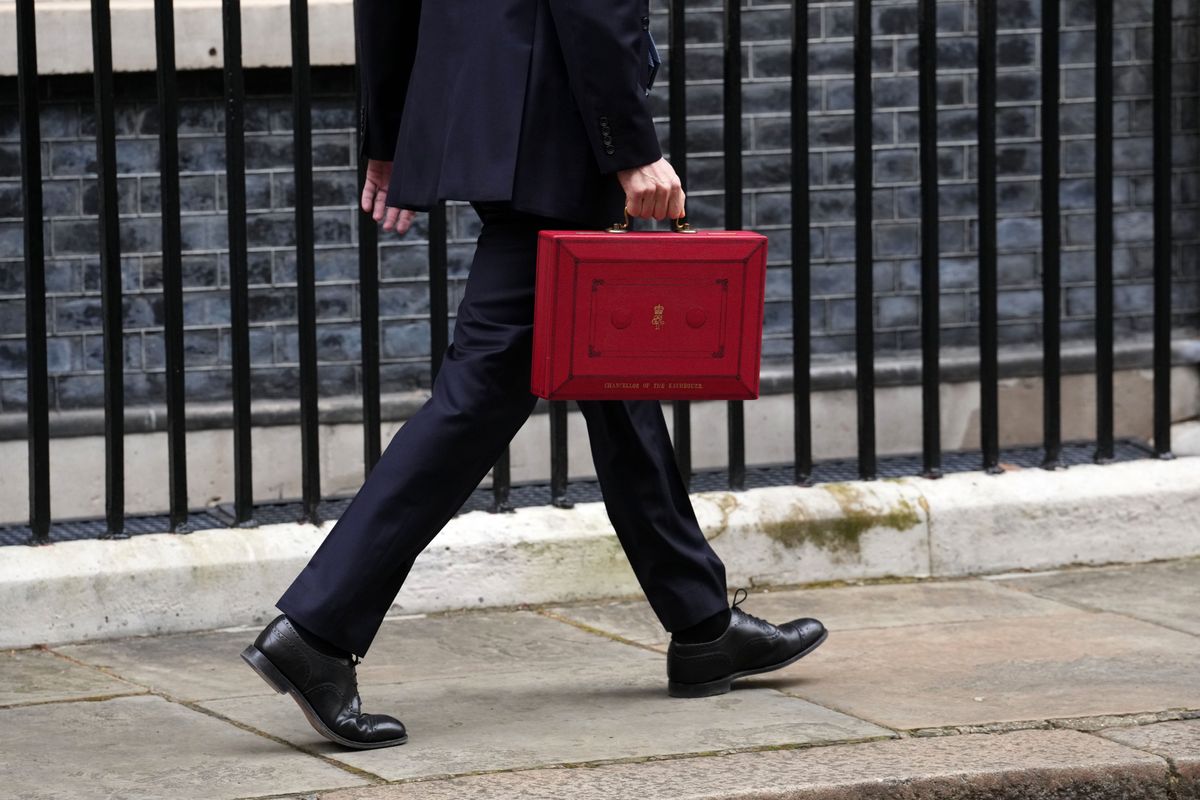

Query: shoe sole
[240,644,408,750]
[666,629,830,699]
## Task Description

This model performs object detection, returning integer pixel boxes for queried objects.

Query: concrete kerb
[1,457,1197,650]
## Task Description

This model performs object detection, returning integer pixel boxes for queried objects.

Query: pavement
[2,558,1199,799]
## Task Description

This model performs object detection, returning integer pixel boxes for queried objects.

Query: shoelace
[731,587,775,632]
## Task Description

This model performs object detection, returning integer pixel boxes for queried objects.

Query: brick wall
[0,0,1197,413]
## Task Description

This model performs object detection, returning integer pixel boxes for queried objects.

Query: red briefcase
[531,216,768,401]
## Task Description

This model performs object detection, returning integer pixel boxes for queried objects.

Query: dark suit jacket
[356,0,663,227]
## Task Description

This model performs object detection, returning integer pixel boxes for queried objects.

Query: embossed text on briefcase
[531,217,768,401]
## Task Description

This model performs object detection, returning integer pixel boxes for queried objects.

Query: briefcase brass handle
[607,209,697,234]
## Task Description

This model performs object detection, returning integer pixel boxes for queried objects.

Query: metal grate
[0,438,1155,547]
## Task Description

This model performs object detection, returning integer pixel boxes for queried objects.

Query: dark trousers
[276,201,729,657]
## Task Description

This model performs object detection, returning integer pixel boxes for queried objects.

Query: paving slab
[317,729,1171,800]
[0,647,142,706]
[1099,719,1200,786]
[0,694,365,799]
[547,579,1073,650]
[992,559,1200,635]
[203,659,892,782]
[56,610,631,702]
[771,611,1200,730]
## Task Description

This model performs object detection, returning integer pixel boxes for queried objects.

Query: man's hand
[617,158,685,222]
[361,158,417,234]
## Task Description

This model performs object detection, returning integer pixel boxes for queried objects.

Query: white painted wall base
[1,456,1197,650]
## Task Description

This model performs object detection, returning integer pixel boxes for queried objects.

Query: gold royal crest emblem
[651,303,665,330]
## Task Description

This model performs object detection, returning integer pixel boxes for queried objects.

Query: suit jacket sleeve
[356,0,422,161]
[546,0,663,175]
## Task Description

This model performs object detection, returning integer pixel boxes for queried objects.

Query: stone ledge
[318,729,1172,800]
[1,337,1195,441]
[0,455,1197,649]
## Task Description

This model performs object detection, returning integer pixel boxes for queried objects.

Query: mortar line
[981,582,1200,640]
[41,645,388,786]
[900,707,1200,738]
[0,689,149,710]
[244,733,902,796]
[533,608,666,655]
[1081,727,1188,790]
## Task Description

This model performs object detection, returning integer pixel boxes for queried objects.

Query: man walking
[241,0,827,750]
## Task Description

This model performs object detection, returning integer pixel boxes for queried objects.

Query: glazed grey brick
[314,324,363,363]
[54,373,105,409]
[379,283,432,318]
[874,148,917,184]
[382,320,431,359]
[0,144,21,178]
[139,174,220,214]
[183,368,233,402]
[0,7,1194,411]
[878,294,919,329]
[875,223,919,257]
[997,216,1043,251]
[182,292,232,327]
[53,297,101,334]
[122,295,163,329]
[0,377,28,412]
[0,183,21,219]
[315,284,356,319]
[997,289,1043,320]
[182,329,221,368]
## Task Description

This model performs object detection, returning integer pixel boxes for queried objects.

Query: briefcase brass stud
[607,209,698,234]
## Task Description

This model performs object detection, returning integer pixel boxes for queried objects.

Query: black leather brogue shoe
[241,614,408,749]
[666,590,828,698]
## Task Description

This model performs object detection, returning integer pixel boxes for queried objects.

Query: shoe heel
[668,677,732,699]
[240,645,289,695]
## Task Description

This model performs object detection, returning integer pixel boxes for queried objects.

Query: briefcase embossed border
[532,221,768,401]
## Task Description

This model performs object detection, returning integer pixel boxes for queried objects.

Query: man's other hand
[361,159,416,234]
[617,158,685,222]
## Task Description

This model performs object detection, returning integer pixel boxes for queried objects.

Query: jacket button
[641,15,649,30]
[605,146,615,154]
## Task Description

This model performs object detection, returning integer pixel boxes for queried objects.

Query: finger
[382,206,401,231]
[652,184,670,221]
[668,185,686,220]
[631,189,651,219]
[360,179,376,213]
[372,188,388,222]
[624,194,639,219]
[396,209,415,235]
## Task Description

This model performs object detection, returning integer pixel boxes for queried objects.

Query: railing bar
[1041,0,1063,469]
[791,0,812,485]
[917,0,941,479]
[550,401,571,508]
[15,0,50,544]
[429,202,449,379]
[291,0,321,522]
[853,0,876,480]
[353,0,381,474]
[977,0,1001,474]
[669,0,692,489]
[155,0,189,530]
[724,0,745,490]
[356,187,381,473]
[91,0,126,537]
[222,0,254,525]
[1151,0,1173,458]
[491,448,513,513]
[1094,0,1115,463]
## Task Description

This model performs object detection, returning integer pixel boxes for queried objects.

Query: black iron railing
[11,0,1181,543]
